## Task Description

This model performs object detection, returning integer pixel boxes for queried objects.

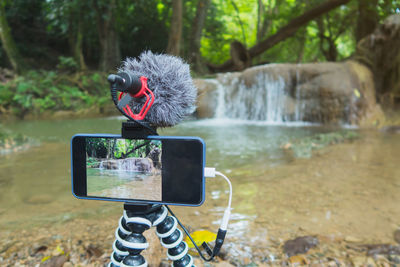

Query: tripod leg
[109,211,152,267]
[151,206,195,267]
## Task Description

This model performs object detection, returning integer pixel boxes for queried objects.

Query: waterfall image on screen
[86,138,162,201]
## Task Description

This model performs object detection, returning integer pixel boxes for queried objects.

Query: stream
[0,117,399,266]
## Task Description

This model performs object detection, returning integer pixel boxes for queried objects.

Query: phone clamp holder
[108,121,194,267]
[121,121,156,139]
[109,204,194,267]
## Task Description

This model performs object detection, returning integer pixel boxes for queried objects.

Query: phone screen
[71,135,205,206]
[86,138,163,201]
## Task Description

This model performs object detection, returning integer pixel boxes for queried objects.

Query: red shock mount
[118,76,155,121]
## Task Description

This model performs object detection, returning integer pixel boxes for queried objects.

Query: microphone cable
[166,168,232,261]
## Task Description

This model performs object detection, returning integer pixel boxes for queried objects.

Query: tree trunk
[250,0,350,58]
[316,17,338,61]
[68,6,87,71]
[208,0,350,72]
[353,14,400,105]
[0,0,26,73]
[188,0,210,72]
[230,0,246,45]
[167,0,182,56]
[256,0,266,43]
[94,0,120,71]
[74,16,87,71]
[230,41,251,71]
[355,0,378,42]
[296,28,306,63]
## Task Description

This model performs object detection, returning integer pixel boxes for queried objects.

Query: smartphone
[71,134,205,206]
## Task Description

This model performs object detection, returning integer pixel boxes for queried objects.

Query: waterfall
[197,62,375,126]
[98,158,153,173]
[213,70,306,123]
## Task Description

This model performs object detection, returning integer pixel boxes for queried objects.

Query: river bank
[0,121,399,266]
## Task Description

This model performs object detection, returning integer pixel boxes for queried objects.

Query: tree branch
[208,0,350,72]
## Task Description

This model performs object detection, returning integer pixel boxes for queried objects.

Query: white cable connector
[220,207,231,231]
[204,168,232,231]
[204,167,216,178]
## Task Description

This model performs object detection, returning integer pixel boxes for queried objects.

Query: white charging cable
[167,167,233,261]
[204,167,232,231]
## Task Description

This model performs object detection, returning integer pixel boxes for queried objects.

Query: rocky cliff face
[195,60,384,127]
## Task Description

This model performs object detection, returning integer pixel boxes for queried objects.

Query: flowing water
[0,117,399,265]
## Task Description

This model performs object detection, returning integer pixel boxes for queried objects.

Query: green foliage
[57,56,78,72]
[200,0,400,65]
[0,70,109,117]
[1,0,399,73]
[86,138,161,160]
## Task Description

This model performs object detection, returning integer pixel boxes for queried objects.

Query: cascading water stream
[212,69,308,124]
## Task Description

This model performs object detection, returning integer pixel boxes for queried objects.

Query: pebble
[394,229,400,244]
[215,260,235,267]
[327,260,338,267]
[388,255,400,263]
[366,257,375,266]
[288,255,309,265]
[344,236,363,243]
[283,236,319,256]
[351,256,366,266]
[39,255,67,267]
[242,257,251,265]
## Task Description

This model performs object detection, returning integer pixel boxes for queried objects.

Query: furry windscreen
[119,51,197,127]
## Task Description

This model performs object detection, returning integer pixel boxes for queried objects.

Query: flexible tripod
[108,204,194,267]
[107,121,194,267]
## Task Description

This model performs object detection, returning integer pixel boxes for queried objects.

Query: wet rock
[195,60,384,126]
[351,256,366,266]
[288,255,309,265]
[99,158,154,173]
[159,260,170,267]
[374,255,391,265]
[33,245,48,255]
[242,257,252,265]
[366,257,376,266]
[40,255,68,267]
[326,257,343,266]
[394,229,400,244]
[388,255,400,263]
[380,126,400,134]
[283,236,319,257]
[85,244,103,258]
[193,79,219,119]
[365,244,400,256]
[327,260,340,267]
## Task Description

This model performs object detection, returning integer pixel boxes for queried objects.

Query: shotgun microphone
[108,51,197,127]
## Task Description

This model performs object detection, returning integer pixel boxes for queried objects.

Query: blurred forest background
[0,0,399,118]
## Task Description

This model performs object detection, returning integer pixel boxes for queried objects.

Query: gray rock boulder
[99,158,154,173]
[195,60,384,126]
